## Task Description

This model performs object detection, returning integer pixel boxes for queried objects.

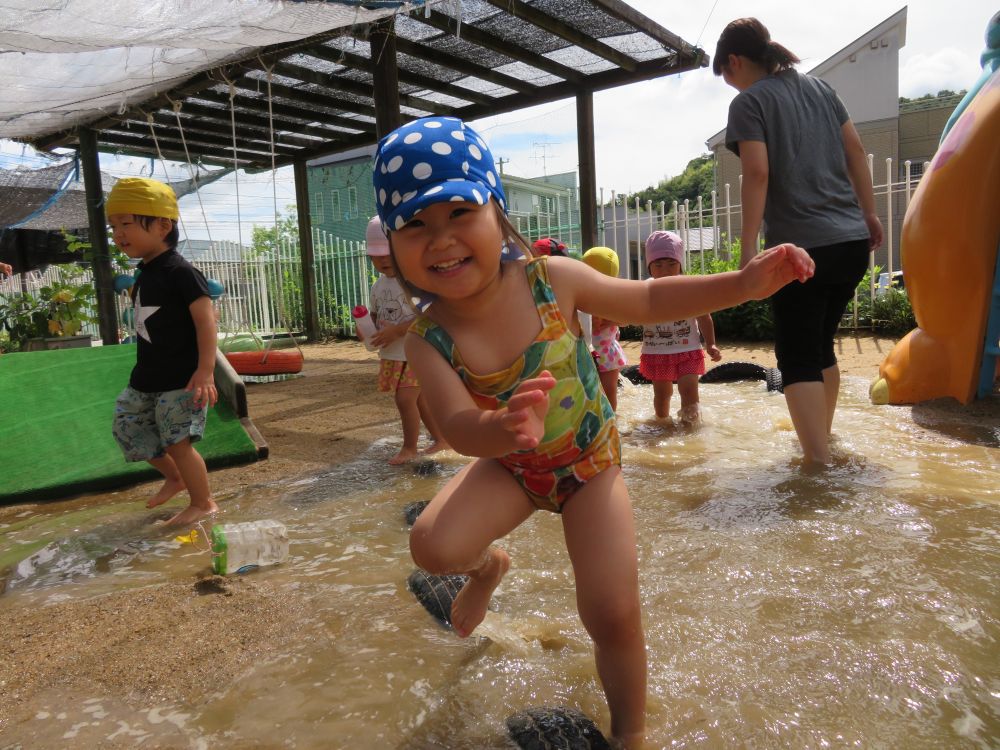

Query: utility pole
[496,156,508,176]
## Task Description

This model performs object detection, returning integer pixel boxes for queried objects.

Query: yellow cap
[106,177,179,220]
[582,246,619,277]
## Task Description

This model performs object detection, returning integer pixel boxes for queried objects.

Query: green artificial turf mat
[0,345,258,502]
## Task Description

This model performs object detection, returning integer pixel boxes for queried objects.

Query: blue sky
[1,0,993,242]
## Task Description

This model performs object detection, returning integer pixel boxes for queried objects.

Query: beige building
[706,7,960,271]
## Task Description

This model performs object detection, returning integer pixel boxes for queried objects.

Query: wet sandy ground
[1,335,997,744]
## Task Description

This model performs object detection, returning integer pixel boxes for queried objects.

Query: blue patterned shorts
[113,386,206,462]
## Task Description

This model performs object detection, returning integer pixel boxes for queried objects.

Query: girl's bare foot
[389,448,419,465]
[165,499,219,527]
[678,404,700,425]
[451,548,510,637]
[420,440,450,456]
[147,477,186,508]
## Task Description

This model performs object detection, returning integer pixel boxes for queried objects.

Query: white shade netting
[0,0,444,141]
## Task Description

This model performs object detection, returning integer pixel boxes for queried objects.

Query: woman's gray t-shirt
[725,69,869,249]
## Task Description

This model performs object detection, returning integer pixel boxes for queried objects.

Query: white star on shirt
[134,289,160,343]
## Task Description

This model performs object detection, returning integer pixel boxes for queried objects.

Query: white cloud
[899,48,981,99]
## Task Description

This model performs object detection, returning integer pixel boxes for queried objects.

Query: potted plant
[0,264,97,352]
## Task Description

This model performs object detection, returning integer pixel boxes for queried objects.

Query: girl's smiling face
[389,199,504,302]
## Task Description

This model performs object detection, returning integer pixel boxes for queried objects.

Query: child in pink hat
[363,216,448,464]
[639,231,722,424]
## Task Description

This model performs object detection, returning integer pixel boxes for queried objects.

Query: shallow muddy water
[1,377,998,748]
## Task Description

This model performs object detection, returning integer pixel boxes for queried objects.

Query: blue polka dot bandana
[372,116,507,232]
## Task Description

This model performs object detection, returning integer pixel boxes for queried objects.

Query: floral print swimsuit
[411,258,621,512]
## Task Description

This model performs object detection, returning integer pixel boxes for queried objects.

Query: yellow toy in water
[871,17,1000,405]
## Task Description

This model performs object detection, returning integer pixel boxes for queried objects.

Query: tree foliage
[614,154,715,212]
[250,205,299,257]
[898,89,966,104]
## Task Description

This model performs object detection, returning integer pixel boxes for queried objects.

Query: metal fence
[0,155,929,342]
[596,156,929,286]
[197,228,373,339]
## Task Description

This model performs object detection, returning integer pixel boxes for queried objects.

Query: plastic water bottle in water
[352,305,378,351]
[211,520,289,575]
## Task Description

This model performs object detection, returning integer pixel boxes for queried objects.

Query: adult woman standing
[715,18,883,465]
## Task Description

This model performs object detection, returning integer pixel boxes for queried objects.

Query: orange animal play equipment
[870,24,1000,406]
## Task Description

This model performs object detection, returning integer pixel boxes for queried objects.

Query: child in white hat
[363,216,447,464]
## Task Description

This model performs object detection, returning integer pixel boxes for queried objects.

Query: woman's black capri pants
[770,239,871,387]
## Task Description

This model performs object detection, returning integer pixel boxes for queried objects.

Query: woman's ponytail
[713,18,800,75]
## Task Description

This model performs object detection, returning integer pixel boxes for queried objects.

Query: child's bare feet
[451,547,510,638]
[165,499,219,527]
[389,448,419,465]
[678,404,701,425]
[146,477,186,509]
[420,440,450,456]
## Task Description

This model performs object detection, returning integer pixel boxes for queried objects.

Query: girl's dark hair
[135,215,180,250]
[712,18,800,76]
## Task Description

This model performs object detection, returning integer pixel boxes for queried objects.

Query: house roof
[7,0,706,170]
[705,7,908,150]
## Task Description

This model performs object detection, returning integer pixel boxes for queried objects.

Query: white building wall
[819,34,900,124]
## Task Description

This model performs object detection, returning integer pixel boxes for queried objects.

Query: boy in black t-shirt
[107,178,219,526]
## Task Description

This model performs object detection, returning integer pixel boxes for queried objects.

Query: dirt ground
[1,333,997,744]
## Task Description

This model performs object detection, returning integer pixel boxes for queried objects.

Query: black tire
[403,500,430,526]
[506,706,613,750]
[765,367,784,393]
[620,364,650,385]
[406,569,467,627]
[700,361,768,383]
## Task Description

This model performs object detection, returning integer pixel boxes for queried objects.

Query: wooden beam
[391,36,539,96]
[483,0,637,72]
[415,7,586,85]
[293,160,320,341]
[109,119,300,159]
[576,92,597,250]
[238,75,378,120]
[137,109,321,150]
[96,132,260,168]
[588,0,707,66]
[77,128,119,346]
[271,59,452,116]
[370,17,401,139]
[303,44,496,107]
[178,101,333,145]
[192,89,374,136]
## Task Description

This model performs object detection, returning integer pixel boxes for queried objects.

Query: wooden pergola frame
[30,1,707,344]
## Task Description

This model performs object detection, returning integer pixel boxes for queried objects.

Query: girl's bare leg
[652,380,673,420]
[391,385,421,465]
[146,454,185,508]
[599,369,619,412]
[562,468,646,748]
[416,391,450,455]
[161,438,218,526]
[409,459,534,637]
[676,373,701,424]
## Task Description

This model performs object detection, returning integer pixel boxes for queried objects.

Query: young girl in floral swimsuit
[372,115,814,748]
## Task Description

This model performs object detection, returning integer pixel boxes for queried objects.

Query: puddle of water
[1,378,998,748]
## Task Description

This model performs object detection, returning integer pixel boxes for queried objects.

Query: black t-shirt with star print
[129,249,210,392]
